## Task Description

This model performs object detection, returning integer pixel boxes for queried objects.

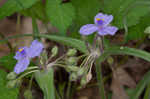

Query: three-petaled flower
[14,40,44,74]
[79,13,118,36]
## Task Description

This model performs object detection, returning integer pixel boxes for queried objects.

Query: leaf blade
[35,68,55,99]
[46,0,75,35]
[0,0,38,19]
[103,0,150,28]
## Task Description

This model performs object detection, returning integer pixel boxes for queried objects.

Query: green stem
[32,16,40,40]
[144,82,150,99]
[17,70,39,80]
[16,14,21,33]
[28,74,34,90]
[55,87,62,99]
[95,60,106,99]
[26,66,39,70]
[66,81,71,99]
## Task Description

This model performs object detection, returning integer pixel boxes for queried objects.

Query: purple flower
[14,40,44,74]
[79,13,118,36]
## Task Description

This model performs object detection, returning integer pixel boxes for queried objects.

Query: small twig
[0,33,13,52]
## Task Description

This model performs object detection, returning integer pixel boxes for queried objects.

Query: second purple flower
[79,13,118,36]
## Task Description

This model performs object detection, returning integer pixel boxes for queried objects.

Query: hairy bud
[7,72,17,80]
[67,49,77,56]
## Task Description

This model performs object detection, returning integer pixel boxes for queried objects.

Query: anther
[19,48,23,52]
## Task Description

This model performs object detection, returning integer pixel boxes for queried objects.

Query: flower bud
[7,72,17,80]
[51,46,58,57]
[24,89,33,99]
[86,72,92,83]
[69,72,78,81]
[107,56,114,65]
[67,49,77,56]
[6,80,17,88]
[77,68,85,77]
[80,76,87,87]
[40,51,48,64]
[16,79,22,87]
[66,57,77,65]
[66,66,79,72]
[144,26,150,34]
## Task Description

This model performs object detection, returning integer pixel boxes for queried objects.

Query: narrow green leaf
[0,0,38,19]
[37,34,87,53]
[105,46,150,62]
[35,68,55,99]
[95,62,106,99]
[46,0,75,35]
[144,82,150,99]
[32,17,40,40]
[0,70,19,99]
[0,34,87,53]
[130,70,150,99]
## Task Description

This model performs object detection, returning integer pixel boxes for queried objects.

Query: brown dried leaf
[115,68,136,88]
[111,70,129,99]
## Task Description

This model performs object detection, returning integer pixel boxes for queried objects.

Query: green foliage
[126,14,150,41]
[0,70,19,99]
[46,0,75,35]
[35,68,55,99]
[72,0,100,25]
[21,1,48,22]
[103,0,150,28]
[0,53,16,70]
[70,0,100,37]
[0,0,39,19]
[0,53,35,71]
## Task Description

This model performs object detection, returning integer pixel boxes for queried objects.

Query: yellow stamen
[19,48,23,52]
[96,18,104,21]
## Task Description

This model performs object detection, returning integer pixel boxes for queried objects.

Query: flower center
[96,18,104,25]
[19,48,24,52]
[18,48,26,56]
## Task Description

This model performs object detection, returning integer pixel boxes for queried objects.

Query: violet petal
[14,58,30,74]
[79,24,98,35]
[98,26,118,36]
[27,40,44,58]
